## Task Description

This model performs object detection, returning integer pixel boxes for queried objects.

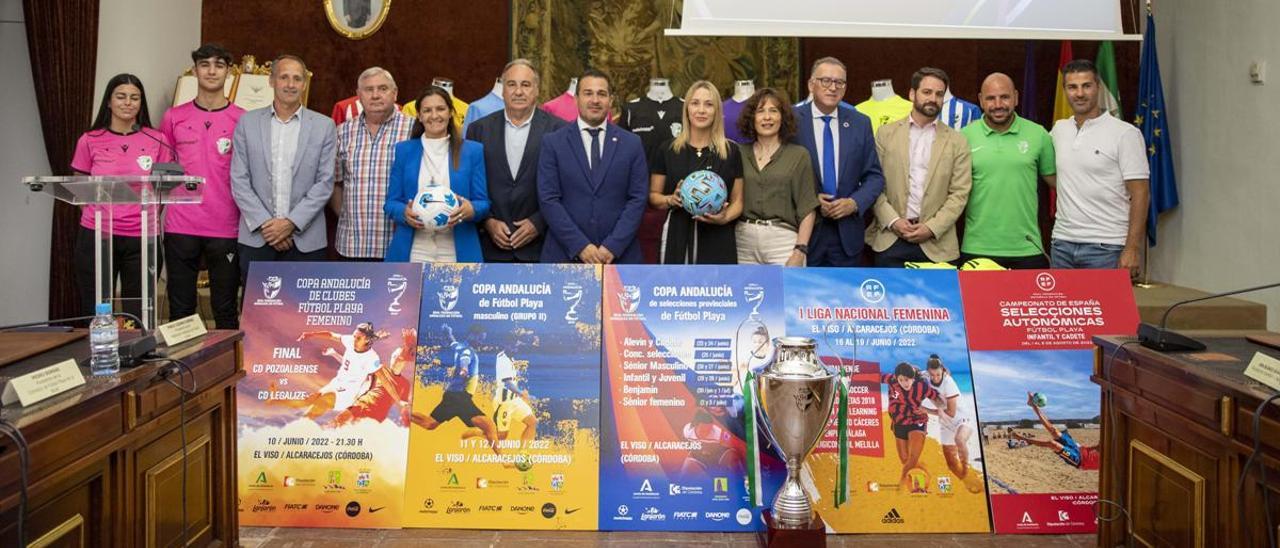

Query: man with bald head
[959,73,1056,269]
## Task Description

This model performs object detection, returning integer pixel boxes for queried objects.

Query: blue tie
[586,127,602,173]
[821,115,837,195]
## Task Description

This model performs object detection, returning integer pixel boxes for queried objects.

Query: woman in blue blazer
[384,86,490,262]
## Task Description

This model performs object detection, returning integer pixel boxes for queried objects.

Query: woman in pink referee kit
[70,73,172,320]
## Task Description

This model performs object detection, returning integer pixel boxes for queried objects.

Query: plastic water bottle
[89,302,120,375]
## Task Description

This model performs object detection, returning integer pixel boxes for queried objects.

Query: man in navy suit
[793,57,886,266]
[537,69,648,264]
[467,59,566,262]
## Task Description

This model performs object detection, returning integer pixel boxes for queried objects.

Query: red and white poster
[959,269,1139,534]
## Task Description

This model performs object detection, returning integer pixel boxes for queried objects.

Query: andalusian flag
[1096,41,1123,118]
[1051,41,1075,123]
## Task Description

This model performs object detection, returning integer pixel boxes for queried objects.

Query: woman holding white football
[647,80,743,264]
[384,86,490,262]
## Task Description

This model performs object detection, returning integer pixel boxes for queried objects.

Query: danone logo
[882,508,905,524]
[314,504,339,513]
[705,511,729,522]
[510,505,535,515]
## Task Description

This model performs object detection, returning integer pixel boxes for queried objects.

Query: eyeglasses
[812,77,847,90]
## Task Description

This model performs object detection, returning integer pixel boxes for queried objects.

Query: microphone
[131,123,185,176]
[1024,234,1051,264]
[1138,282,1280,351]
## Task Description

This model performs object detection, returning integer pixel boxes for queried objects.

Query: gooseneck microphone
[1024,234,1051,264]
[131,123,185,176]
[1138,282,1280,351]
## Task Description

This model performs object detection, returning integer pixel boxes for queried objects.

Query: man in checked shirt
[332,67,415,261]
[882,361,940,491]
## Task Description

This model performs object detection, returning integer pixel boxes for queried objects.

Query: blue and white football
[413,185,459,231]
[680,170,727,217]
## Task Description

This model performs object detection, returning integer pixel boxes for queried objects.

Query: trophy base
[756,509,827,548]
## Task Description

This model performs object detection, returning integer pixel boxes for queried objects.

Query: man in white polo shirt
[1050,59,1150,277]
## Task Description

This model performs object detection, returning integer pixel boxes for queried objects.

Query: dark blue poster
[600,265,785,531]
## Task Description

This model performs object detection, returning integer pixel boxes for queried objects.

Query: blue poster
[403,264,602,530]
[780,268,991,533]
[600,265,785,531]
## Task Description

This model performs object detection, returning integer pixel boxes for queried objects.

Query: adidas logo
[881,508,905,524]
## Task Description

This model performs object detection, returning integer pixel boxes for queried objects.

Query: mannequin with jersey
[940,90,981,129]
[462,77,504,136]
[855,79,913,134]
[722,79,754,143]
[541,77,579,122]
[401,76,470,128]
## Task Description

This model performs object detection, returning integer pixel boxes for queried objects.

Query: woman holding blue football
[384,86,490,263]
[647,80,743,264]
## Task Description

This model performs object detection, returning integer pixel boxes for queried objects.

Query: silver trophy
[755,336,837,528]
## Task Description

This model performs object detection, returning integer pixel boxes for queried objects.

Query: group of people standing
[71,43,1149,328]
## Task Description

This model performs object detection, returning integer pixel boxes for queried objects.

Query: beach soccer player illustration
[882,361,940,492]
[409,324,503,455]
[280,322,390,420]
[461,328,539,446]
[1008,391,1101,470]
[329,327,417,427]
[920,354,985,493]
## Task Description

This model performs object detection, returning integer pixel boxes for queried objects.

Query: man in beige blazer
[868,67,972,267]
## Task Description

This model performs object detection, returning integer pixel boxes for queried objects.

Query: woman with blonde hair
[648,80,743,264]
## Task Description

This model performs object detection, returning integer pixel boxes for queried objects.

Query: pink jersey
[70,128,173,237]
[160,101,246,238]
[541,92,578,123]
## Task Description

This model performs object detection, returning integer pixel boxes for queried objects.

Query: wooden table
[1132,283,1268,330]
[1093,334,1280,547]
[0,330,243,547]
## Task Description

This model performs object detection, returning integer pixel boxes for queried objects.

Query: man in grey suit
[231,54,337,281]
[466,59,566,262]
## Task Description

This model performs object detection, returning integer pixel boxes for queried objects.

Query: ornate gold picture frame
[324,0,391,40]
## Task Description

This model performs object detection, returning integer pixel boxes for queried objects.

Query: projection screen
[667,0,1141,41]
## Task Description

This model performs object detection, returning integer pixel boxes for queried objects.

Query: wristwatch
[793,244,808,255]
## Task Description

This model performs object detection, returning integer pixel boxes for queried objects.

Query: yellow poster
[402,264,601,529]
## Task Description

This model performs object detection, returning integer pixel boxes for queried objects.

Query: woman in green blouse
[734,88,819,266]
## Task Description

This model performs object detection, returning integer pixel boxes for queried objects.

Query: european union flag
[1135,11,1178,246]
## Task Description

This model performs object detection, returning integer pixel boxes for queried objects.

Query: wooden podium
[0,330,243,547]
[1093,334,1280,547]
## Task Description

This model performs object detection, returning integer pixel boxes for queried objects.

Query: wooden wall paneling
[201,0,511,115]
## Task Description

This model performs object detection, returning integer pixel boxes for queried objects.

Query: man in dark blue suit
[537,69,648,264]
[467,59,567,262]
[793,57,886,266]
